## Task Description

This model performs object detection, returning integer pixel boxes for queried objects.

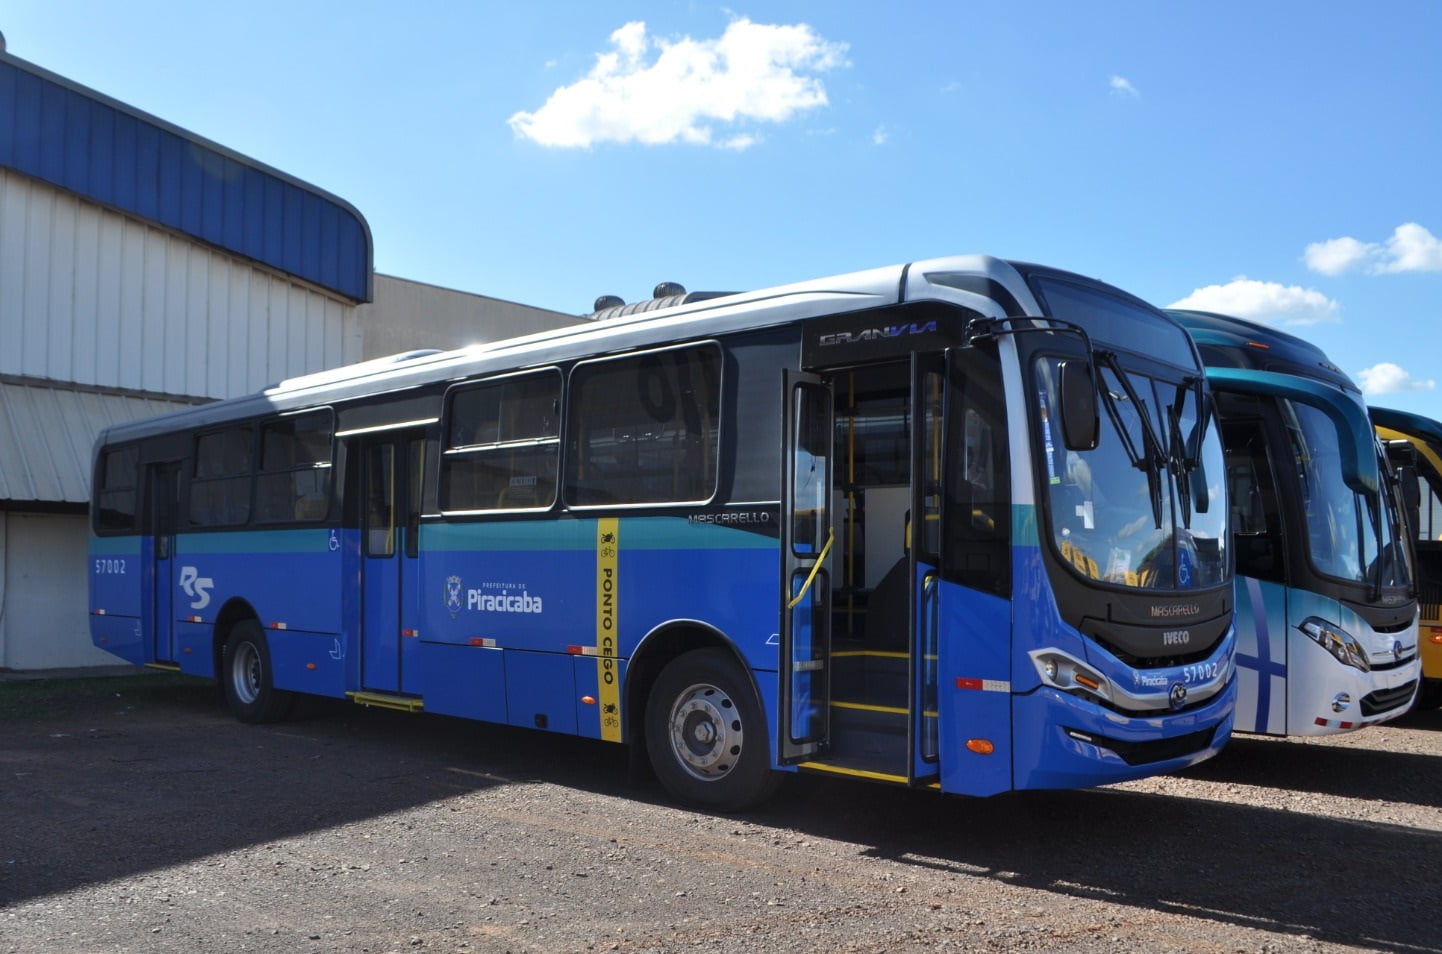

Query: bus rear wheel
[221,620,293,724]
[645,648,779,811]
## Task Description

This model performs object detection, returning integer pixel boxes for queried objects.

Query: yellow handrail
[787,529,835,609]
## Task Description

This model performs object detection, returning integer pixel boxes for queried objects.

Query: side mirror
[1059,360,1099,451]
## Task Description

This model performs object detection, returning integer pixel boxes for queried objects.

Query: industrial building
[0,40,580,670]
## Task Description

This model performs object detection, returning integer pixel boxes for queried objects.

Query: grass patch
[0,671,216,722]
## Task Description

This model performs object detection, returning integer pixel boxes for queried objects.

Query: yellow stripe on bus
[596,518,622,742]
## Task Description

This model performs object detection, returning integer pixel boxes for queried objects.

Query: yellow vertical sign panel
[596,518,622,741]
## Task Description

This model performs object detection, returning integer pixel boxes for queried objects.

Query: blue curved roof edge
[0,50,372,303]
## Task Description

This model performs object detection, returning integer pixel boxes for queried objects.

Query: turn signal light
[1429,628,1442,645]
[581,696,597,706]
[966,738,995,755]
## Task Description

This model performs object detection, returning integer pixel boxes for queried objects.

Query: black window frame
[187,424,256,528]
[94,444,141,535]
[254,409,336,525]
[439,367,563,514]
[564,341,724,509]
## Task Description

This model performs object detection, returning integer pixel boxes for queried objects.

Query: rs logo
[178,566,214,609]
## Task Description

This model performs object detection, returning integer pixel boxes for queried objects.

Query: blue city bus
[1170,310,1418,734]
[90,256,1236,810]
[1372,405,1442,710]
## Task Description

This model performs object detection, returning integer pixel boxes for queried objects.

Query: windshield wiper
[1167,376,1209,530]
[1095,351,1168,529]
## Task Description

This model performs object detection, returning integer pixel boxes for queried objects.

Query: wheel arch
[624,620,768,753]
[211,597,260,679]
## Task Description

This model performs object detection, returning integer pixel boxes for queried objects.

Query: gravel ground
[1,673,1438,954]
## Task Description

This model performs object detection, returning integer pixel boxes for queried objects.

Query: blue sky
[6,2,1441,418]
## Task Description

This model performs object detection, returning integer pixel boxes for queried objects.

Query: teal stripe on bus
[90,536,144,556]
[1012,504,1039,547]
[174,529,337,554]
[422,516,778,553]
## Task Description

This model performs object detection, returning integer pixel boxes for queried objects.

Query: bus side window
[189,425,254,527]
[944,345,1011,598]
[440,370,560,513]
[96,445,140,534]
[1222,419,1283,582]
[566,344,722,507]
[256,411,334,524]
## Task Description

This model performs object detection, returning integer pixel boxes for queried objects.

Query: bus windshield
[1287,401,1412,589]
[1037,356,1227,590]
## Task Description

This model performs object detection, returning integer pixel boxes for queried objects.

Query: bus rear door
[356,430,427,696]
[145,461,181,665]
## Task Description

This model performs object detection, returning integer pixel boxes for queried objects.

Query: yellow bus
[1373,406,1442,709]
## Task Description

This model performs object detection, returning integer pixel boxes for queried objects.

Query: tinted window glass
[567,344,722,506]
[189,426,253,526]
[441,370,561,512]
[256,411,334,523]
[96,445,140,533]
[1032,277,1196,368]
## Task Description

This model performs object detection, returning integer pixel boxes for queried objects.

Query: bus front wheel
[644,649,779,811]
[221,620,293,724]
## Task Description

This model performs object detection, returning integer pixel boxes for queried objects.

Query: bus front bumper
[1009,677,1237,791]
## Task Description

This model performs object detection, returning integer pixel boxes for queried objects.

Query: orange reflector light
[582,696,597,706]
[1246,340,1271,350]
[306,662,316,670]
[183,647,192,654]
[966,739,995,755]
[1429,628,1442,645]
[1074,673,1101,691]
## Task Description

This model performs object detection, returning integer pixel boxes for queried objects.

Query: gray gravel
[2,677,1438,953]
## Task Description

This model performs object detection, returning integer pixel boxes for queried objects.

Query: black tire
[644,648,780,811]
[221,620,294,724]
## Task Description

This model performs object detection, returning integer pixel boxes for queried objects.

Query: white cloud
[872,125,889,145]
[1109,75,1139,97]
[507,18,848,149]
[1303,223,1442,275]
[1356,362,1437,395]
[1303,236,1376,276]
[1377,223,1442,273]
[1168,277,1341,326]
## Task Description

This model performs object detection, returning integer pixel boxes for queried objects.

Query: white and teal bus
[1172,310,1419,734]
[90,256,1237,809]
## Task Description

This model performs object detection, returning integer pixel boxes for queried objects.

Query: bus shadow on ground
[3,691,1438,954]
[1179,729,1442,806]
[0,689,628,908]
[757,758,1441,954]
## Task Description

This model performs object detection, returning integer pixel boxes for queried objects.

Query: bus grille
[1067,725,1217,766]
[1091,636,1217,671]
[1360,681,1417,717]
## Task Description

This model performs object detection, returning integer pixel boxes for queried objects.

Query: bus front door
[908,354,945,786]
[779,372,834,764]
[357,431,426,696]
[146,461,181,665]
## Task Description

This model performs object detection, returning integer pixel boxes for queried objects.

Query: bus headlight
[1032,650,1109,700]
[1298,617,1369,672]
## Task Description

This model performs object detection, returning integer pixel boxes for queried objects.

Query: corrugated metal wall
[0,167,361,399]
[0,51,372,303]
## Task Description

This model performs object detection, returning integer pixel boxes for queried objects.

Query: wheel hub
[669,683,742,781]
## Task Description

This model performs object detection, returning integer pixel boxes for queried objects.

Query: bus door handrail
[787,529,835,609]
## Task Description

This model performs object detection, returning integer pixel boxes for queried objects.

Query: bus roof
[1167,309,1358,393]
[95,255,1160,447]
[1372,405,1442,449]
